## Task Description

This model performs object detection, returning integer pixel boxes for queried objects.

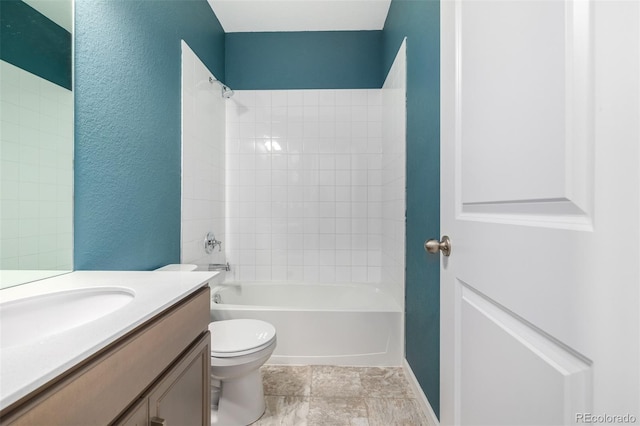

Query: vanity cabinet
[0,287,211,426]
[116,334,210,426]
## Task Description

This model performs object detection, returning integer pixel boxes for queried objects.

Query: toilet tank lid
[209,319,276,354]
[155,264,198,272]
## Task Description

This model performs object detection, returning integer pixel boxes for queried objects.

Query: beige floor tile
[252,396,310,426]
[308,397,369,426]
[263,365,312,396]
[311,366,363,398]
[252,366,432,426]
[365,398,430,426]
[359,367,414,399]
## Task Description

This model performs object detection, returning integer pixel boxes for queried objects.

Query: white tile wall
[180,43,405,302]
[180,42,225,265]
[225,88,386,284]
[0,60,73,270]
[381,39,407,307]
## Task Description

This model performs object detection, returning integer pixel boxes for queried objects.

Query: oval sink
[0,287,135,348]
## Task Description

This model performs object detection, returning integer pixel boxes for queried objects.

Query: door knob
[425,236,451,257]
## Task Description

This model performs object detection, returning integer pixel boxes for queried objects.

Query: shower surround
[181,41,226,266]
[224,43,405,307]
[181,40,407,365]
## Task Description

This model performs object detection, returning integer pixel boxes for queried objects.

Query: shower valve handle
[204,232,222,253]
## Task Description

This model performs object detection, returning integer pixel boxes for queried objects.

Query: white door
[440,0,639,425]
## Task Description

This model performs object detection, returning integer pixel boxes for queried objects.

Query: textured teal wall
[383,0,441,418]
[225,31,383,89]
[0,0,71,89]
[74,0,225,270]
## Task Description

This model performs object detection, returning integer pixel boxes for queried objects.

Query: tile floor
[251,365,433,426]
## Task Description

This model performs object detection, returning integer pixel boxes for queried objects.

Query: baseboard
[402,359,440,426]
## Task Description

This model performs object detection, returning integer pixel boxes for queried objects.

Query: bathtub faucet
[208,262,231,272]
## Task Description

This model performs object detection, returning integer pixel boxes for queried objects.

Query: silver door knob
[425,236,451,257]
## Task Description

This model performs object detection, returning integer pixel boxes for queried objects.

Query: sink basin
[0,287,135,348]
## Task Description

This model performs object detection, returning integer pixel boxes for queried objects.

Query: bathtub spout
[209,262,230,272]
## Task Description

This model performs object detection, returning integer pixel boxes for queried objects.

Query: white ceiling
[207,0,392,33]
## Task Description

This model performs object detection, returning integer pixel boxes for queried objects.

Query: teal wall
[225,31,382,89]
[383,0,441,418]
[0,0,71,89]
[74,0,225,270]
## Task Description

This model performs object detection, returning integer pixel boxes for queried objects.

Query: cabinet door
[115,398,148,426]
[148,333,211,426]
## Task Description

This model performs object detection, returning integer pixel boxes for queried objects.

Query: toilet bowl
[209,319,276,425]
[155,265,277,426]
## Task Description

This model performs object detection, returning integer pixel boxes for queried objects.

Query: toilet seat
[209,319,276,358]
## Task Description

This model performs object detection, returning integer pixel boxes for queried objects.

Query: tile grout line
[357,369,372,424]
[307,366,312,400]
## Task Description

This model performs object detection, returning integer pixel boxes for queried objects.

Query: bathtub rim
[210,281,403,313]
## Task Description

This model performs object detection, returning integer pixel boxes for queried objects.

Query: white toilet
[209,319,276,425]
[156,264,277,425]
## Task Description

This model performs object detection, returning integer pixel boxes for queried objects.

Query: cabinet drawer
[1,287,210,425]
[115,333,210,426]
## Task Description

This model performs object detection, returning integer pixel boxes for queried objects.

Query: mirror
[0,0,73,288]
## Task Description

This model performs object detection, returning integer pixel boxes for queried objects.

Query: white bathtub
[210,282,403,366]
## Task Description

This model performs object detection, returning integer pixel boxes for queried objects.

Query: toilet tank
[155,264,198,272]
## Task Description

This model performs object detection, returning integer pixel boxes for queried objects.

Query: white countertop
[0,270,217,409]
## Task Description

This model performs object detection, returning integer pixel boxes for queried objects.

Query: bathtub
[210,282,403,366]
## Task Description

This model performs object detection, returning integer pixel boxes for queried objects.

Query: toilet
[156,264,277,425]
[209,319,276,425]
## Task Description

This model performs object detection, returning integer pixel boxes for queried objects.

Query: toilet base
[213,369,266,426]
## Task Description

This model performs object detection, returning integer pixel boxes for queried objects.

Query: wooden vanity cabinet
[0,287,211,426]
[116,333,210,426]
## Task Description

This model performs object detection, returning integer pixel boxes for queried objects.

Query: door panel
[459,282,590,425]
[441,0,639,424]
[459,0,593,222]
[461,0,569,206]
